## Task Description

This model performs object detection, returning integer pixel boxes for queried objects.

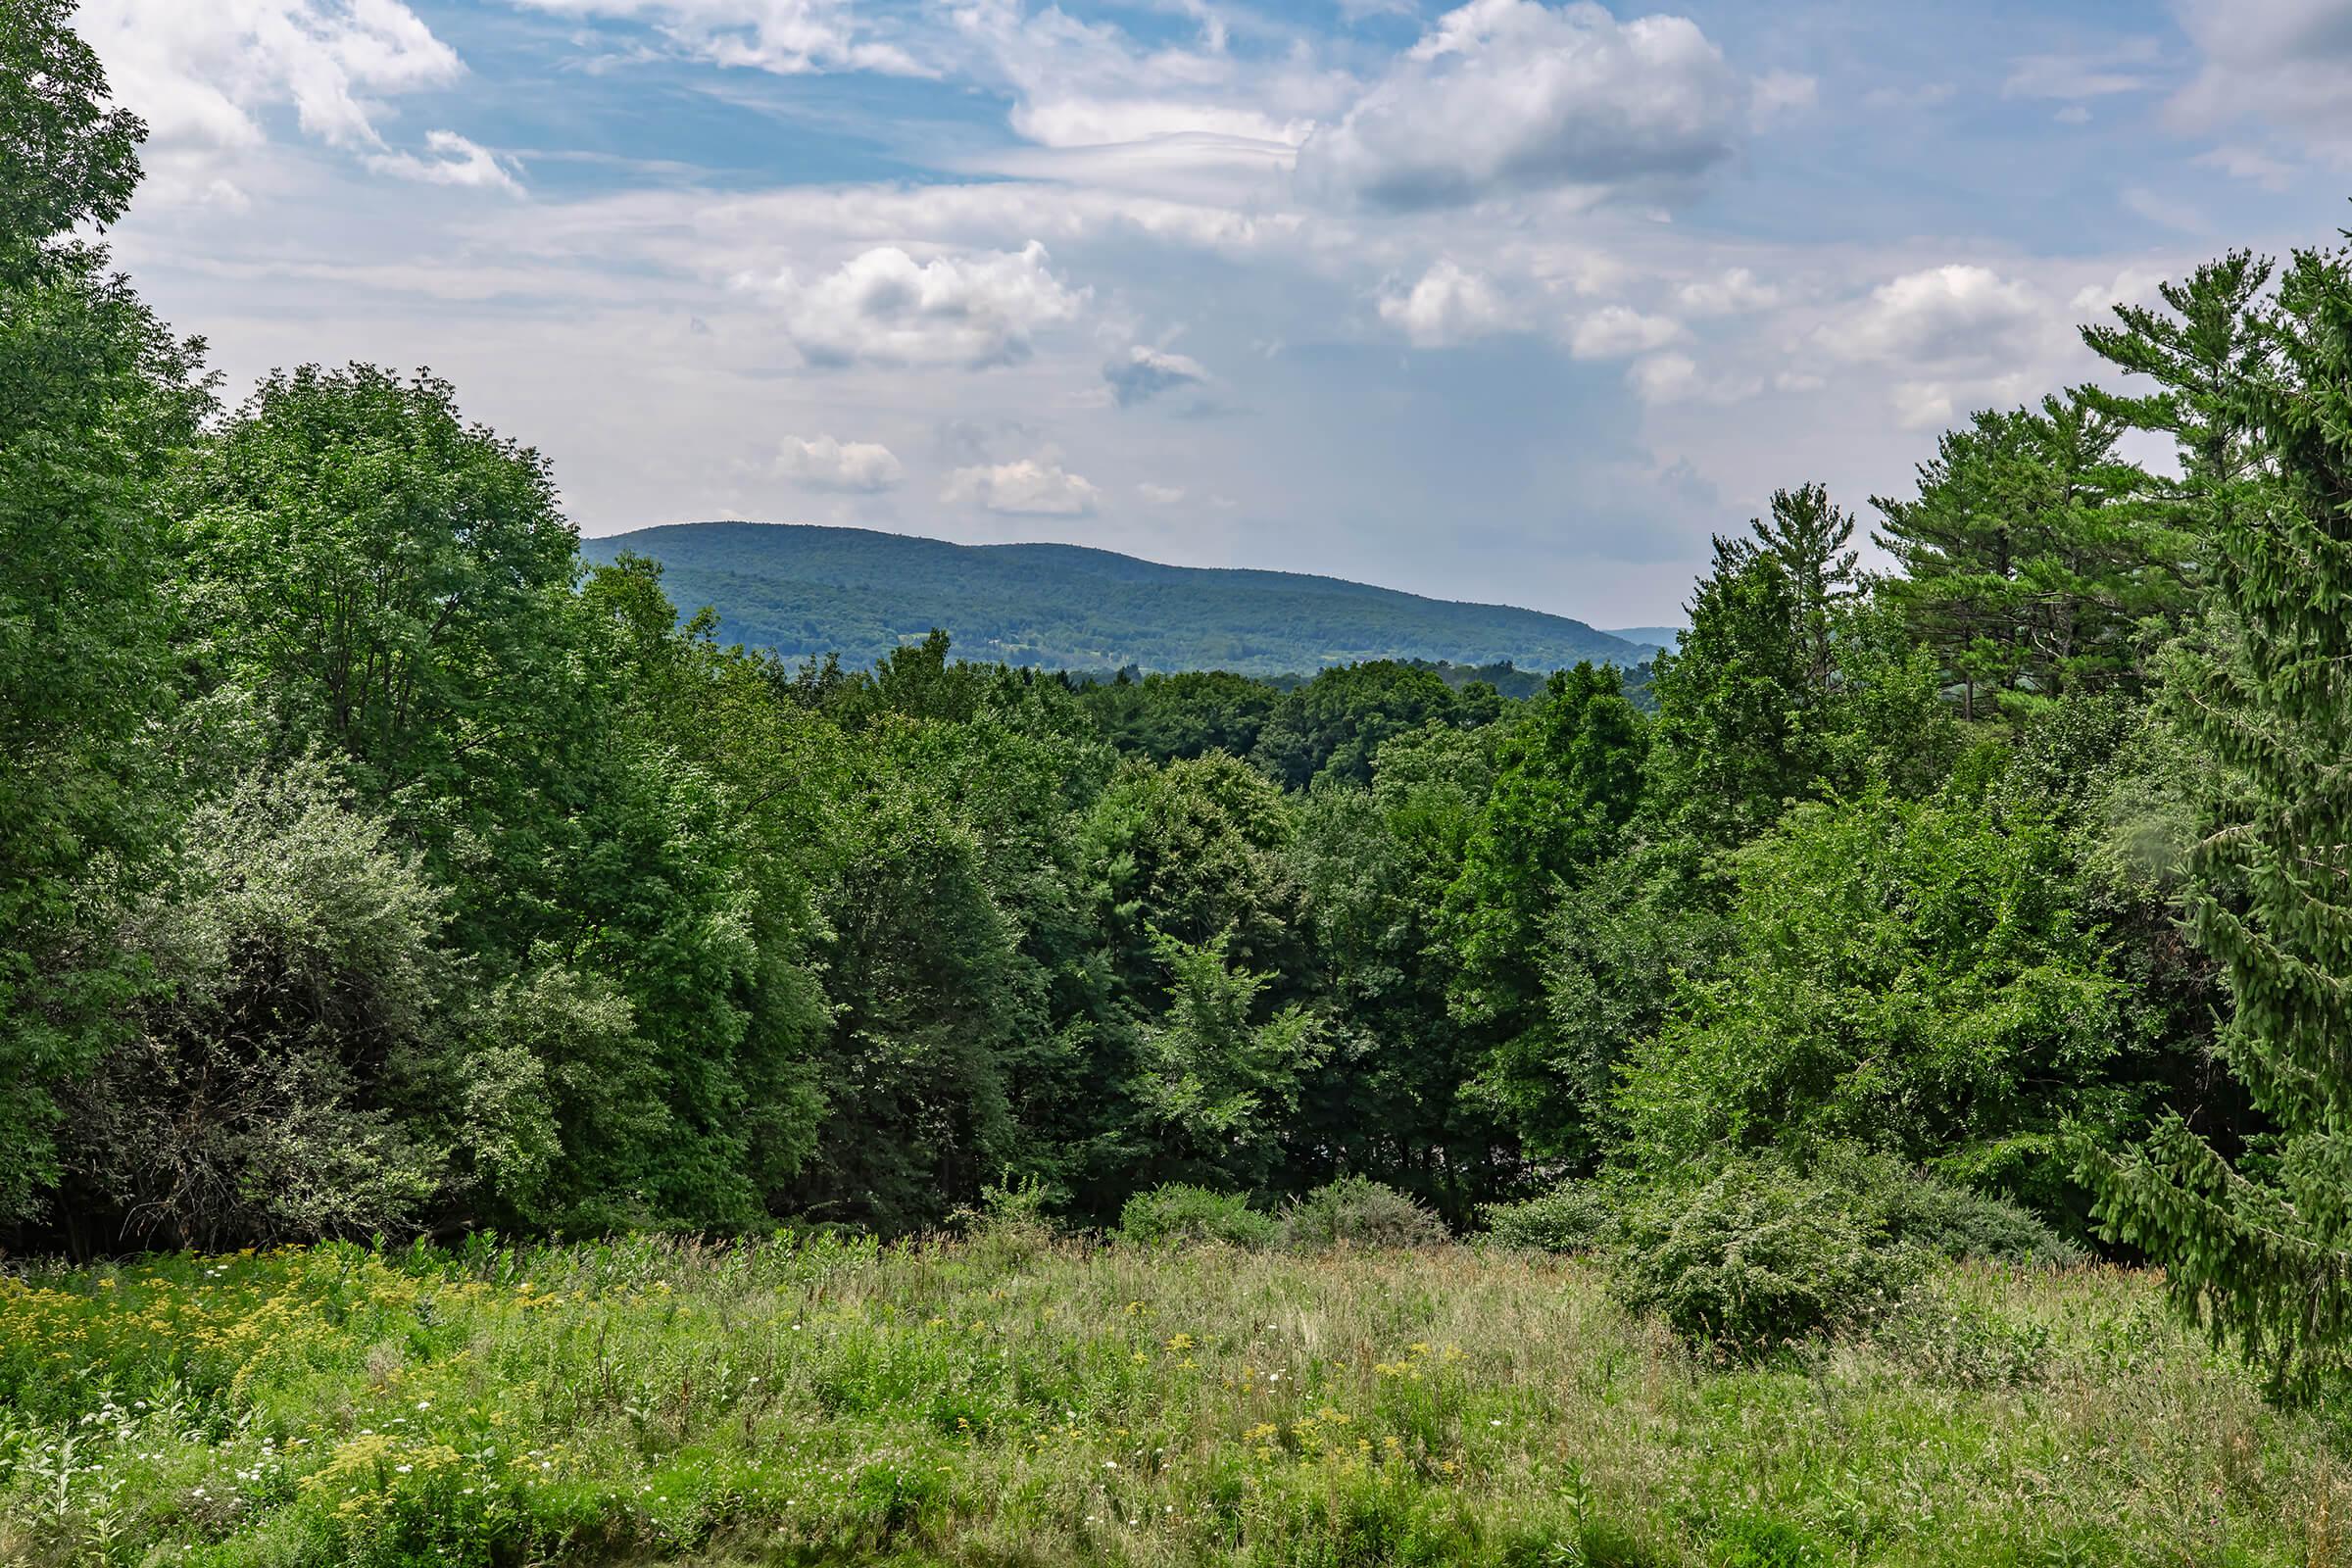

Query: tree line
[4,1,2349,1393]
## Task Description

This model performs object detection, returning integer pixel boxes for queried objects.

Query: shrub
[1480,1181,1617,1254]
[1815,1146,2083,1266]
[1113,1184,1279,1250]
[1281,1176,1449,1250]
[1611,1156,1916,1354]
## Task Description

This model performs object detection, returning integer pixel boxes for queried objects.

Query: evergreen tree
[2090,242,2352,1396]
[1751,482,1858,686]
[1873,392,2163,717]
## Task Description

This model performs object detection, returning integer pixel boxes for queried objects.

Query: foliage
[2087,242,2352,1397]
[1112,1183,1280,1250]
[0,26,209,1220]
[1478,1180,1616,1254]
[1617,774,2138,1209]
[1280,1176,1449,1250]
[1610,1156,1917,1355]
[1873,391,2188,717]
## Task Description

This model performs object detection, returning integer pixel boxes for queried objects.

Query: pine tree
[1750,482,1858,687]
[1873,392,2160,717]
[2088,242,2352,1397]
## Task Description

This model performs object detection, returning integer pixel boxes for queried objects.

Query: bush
[1611,1156,1916,1354]
[1882,1174,2082,1266]
[1281,1176,1449,1250]
[1815,1147,2083,1266]
[1113,1184,1279,1250]
[1480,1181,1617,1254]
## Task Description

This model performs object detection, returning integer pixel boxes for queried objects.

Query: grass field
[0,1229,2344,1566]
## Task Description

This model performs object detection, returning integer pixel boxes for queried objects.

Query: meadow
[0,1227,2342,1568]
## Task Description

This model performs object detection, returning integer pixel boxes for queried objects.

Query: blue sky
[78,0,2352,623]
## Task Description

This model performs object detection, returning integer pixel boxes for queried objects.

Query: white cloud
[2054,106,2092,125]
[1825,264,2044,366]
[1627,352,1757,406]
[1296,0,1749,210]
[1751,71,1818,124]
[750,242,1086,368]
[2069,268,2171,315]
[2171,0,2352,159]
[1104,345,1211,406]
[1862,81,1954,111]
[1377,260,1513,346]
[510,0,928,76]
[1567,305,1682,359]
[2121,185,2208,234]
[81,0,468,202]
[1138,482,1188,505]
[2194,143,2296,189]
[1676,267,1779,316]
[366,130,521,193]
[943,458,1102,515]
[1009,98,1311,151]
[1890,381,1956,429]
[777,434,906,491]
[2002,41,2159,100]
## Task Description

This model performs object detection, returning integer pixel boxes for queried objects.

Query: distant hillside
[584,522,1649,675]
[1603,626,1683,652]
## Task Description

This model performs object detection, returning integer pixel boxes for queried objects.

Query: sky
[74,0,2352,624]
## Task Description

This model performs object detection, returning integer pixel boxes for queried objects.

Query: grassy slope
[580,522,1647,676]
[0,1235,2342,1567]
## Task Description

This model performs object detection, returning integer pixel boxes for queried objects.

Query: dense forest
[578,522,1658,676]
[8,0,2352,1404]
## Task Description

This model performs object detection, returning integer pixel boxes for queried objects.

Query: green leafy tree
[1618,774,2139,1214]
[1133,928,1324,1191]
[1250,661,1469,790]
[0,0,144,278]
[1290,722,1512,1215]
[1445,663,1645,1042]
[0,3,210,1222]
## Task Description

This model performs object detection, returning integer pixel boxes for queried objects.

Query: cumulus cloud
[1296,0,1748,210]
[1137,482,1188,505]
[1104,345,1211,407]
[1377,260,1513,346]
[751,242,1086,368]
[1823,264,2044,366]
[1567,305,1682,359]
[80,0,470,202]
[366,131,521,193]
[777,434,906,491]
[943,458,1102,515]
[510,0,927,76]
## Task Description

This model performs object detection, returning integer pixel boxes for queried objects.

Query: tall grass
[0,1233,2342,1565]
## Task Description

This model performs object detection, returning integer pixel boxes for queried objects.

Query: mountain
[1602,626,1684,652]
[583,522,1651,676]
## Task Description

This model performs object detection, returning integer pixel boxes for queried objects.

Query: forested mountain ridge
[581,521,1657,674]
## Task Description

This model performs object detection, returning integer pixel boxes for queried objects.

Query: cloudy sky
[78,0,2352,623]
